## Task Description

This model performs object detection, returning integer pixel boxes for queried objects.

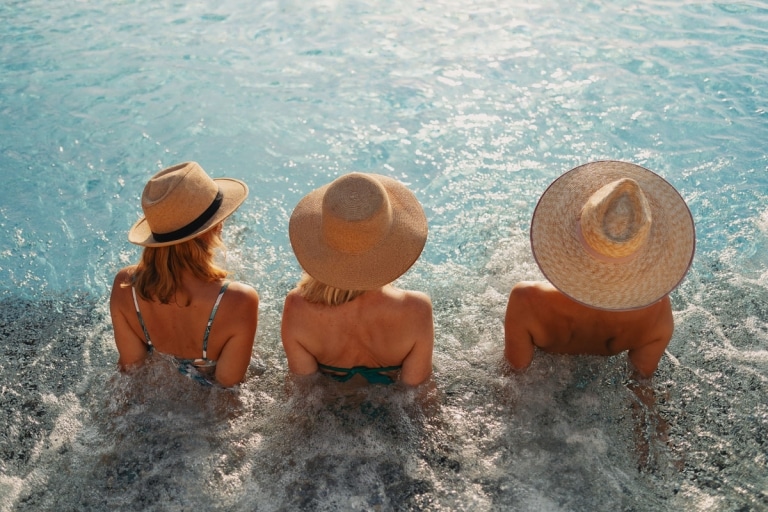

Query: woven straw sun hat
[530,160,695,311]
[289,172,428,290]
[128,161,248,247]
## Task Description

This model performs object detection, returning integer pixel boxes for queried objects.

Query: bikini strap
[131,287,153,346]
[202,281,230,359]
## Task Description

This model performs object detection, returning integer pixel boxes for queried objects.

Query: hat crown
[141,162,219,235]
[579,178,652,259]
[321,173,393,255]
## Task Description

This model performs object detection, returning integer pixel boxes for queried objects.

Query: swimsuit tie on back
[131,282,230,385]
[317,363,402,385]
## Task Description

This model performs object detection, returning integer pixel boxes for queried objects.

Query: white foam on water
[2,0,768,509]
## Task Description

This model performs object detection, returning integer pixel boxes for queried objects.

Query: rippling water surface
[1,0,767,510]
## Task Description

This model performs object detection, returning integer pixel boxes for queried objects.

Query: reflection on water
[2,0,768,509]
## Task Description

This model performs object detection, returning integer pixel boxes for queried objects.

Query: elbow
[399,365,432,387]
[504,345,533,371]
[401,374,430,387]
[215,374,245,388]
[629,361,657,380]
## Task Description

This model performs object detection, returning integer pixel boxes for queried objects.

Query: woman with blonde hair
[281,172,433,386]
[110,162,259,387]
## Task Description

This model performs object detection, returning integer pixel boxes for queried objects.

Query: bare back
[281,285,434,386]
[110,266,259,387]
[504,281,673,378]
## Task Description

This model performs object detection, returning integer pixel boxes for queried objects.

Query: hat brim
[289,175,427,290]
[128,178,248,247]
[531,161,695,310]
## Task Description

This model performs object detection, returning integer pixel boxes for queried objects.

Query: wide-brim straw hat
[530,160,695,310]
[128,161,248,247]
[289,172,428,290]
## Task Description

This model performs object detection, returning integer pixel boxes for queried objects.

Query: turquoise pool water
[1,0,766,510]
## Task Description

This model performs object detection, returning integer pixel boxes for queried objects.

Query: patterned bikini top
[131,282,229,386]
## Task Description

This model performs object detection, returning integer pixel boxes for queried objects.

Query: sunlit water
[1,0,767,510]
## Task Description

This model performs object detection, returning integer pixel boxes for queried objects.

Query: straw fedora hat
[530,160,695,310]
[289,172,428,290]
[128,162,248,247]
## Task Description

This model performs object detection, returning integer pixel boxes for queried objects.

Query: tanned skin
[281,284,434,386]
[110,268,259,388]
[504,281,673,378]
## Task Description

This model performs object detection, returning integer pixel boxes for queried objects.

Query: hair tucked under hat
[289,172,428,290]
[530,160,695,311]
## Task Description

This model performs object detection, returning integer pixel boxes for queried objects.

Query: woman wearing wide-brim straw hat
[505,160,695,379]
[281,172,434,387]
[110,162,259,388]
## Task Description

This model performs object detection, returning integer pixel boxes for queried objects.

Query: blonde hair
[127,227,228,304]
[297,273,365,306]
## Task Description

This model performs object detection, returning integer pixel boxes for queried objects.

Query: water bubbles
[1,0,767,508]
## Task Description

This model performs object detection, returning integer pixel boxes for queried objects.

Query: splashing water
[1,0,767,510]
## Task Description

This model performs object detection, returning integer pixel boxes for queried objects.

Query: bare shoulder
[507,281,562,313]
[402,289,432,307]
[112,266,136,286]
[282,288,313,324]
[110,266,137,305]
[280,288,316,344]
[509,280,559,300]
[283,287,306,310]
[222,281,259,311]
[225,280,259,300]
[388,288,433,318]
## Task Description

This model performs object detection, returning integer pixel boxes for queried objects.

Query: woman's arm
[214,283,259,387]
[627,296,674,379]
[280,292,320,376]
[109,268,150,370]
[503,282,539,370]
[398,292,434,386]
